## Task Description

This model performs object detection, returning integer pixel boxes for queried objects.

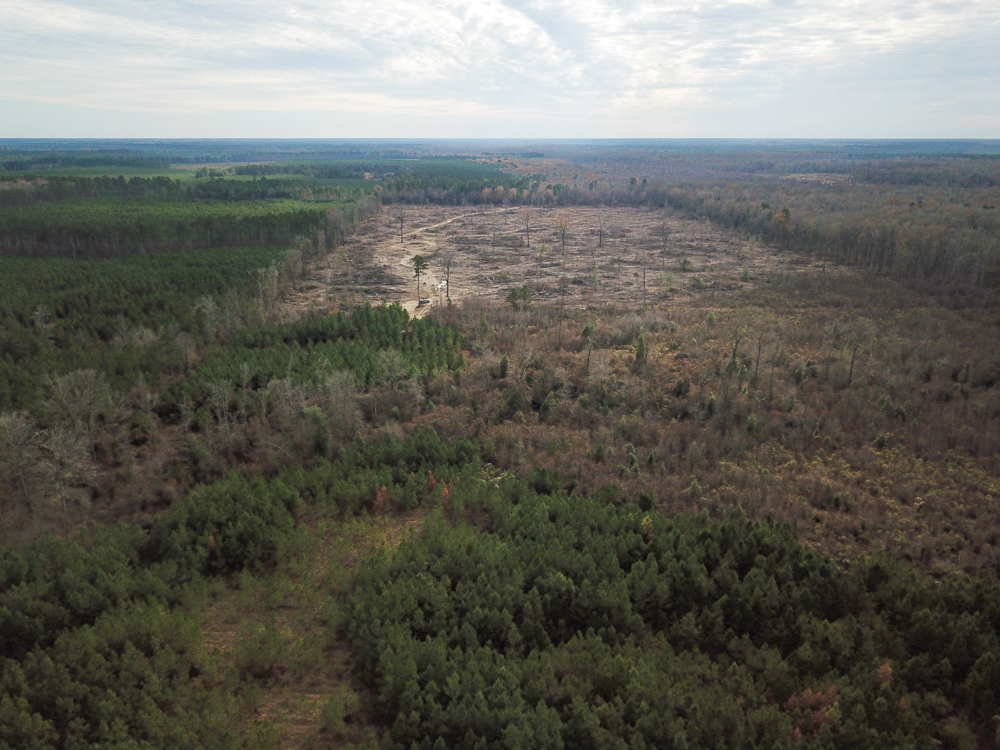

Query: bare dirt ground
[285,205,800,318]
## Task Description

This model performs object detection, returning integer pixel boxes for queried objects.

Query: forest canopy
[1,139,999,749]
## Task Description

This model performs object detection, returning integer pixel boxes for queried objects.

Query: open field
[289,204,805,316]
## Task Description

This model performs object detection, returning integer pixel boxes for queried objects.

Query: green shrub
[147,473,299,575]
[320,687,360,736]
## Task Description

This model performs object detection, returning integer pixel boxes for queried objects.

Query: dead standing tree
[845,318,877,387]
[658,215,672,267]
[45,369,117,460]
[395,207,405,244]
[553,214,571,264]
[490,218,500,256]
[722,327,745,406]
[522,208,536,250]
[597,211,608,249]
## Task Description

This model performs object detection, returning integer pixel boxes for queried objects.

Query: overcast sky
[1,0,998,138]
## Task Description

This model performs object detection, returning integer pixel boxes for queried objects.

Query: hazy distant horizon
[4,137,1000,148]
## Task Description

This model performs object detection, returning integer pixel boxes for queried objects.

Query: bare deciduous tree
[239,362,253,428]
[377,349,412,393]
[512,337,536,384]
[259,378,296,429]
[179,394,195,433]
[256,265,279,318]
[0,411,43,519]
[195,296,223,340]
[131,374,159,450]
[322,369,358,436]
[46,370,116,458]
[31,305,52,329]
[283,247,304,291]
[174,331,197,373]
[208,380,233,450]
[40,426,94,519]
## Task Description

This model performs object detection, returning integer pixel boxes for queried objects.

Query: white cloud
[0,0,997,135]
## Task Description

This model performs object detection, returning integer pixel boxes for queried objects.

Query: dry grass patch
[198,511,429,749]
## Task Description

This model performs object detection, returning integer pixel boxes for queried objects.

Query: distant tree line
[0,199,333,258]
[0,154,171,172]
[0,174,366,208]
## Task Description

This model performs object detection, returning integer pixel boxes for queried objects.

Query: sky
[1,0,998,138]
